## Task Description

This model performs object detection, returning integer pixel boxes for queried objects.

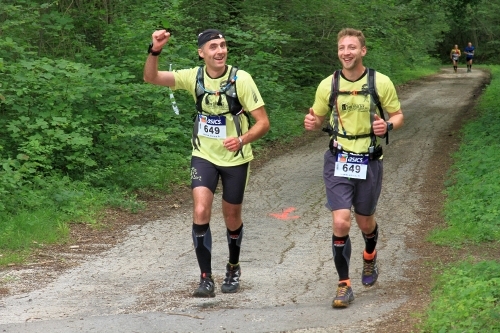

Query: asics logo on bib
[207,118,222,125]
[348,157,365,163]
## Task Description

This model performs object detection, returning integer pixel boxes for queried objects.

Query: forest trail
[0,67,490,333]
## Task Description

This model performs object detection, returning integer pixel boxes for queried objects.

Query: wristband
[148,42,162,56]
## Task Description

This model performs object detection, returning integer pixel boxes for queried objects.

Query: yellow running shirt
[173,65,265,167]
[312,70,400,153]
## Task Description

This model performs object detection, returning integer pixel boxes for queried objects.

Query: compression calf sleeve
[332,234,351,281]
[362,223,379,254]
[227,224,243,265]
[192,223,212,274]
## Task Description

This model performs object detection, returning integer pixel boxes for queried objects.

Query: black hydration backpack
[192,65,250,157]
[323,68,389,147]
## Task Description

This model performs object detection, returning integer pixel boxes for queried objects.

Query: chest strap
[192,66,245,157]
[325,68,388,146]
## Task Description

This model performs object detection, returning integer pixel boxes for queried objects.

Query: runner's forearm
[143,55,175,87]
[387,111,404,130]
[143,55,160,83]
[239,119,270,145]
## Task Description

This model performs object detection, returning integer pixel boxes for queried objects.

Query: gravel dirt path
[0,67,491,333]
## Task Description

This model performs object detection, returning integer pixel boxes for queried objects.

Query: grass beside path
[420,65,500,333]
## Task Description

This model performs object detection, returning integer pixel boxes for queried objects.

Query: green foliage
[0,250,29,266]
[0,57,193,184]
[358,0,448,74]
[389,66,442,86]
[0,208,69,250]
[436,0,499,64]
[0,175,109,264]
[428,66,500,246]
[421,260,500,333]
[99,153,191,192]
[264,105,309,143]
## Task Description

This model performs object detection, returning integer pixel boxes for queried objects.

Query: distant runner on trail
[464,42,475,72]
[450,44,461,73]
[303,28,404,308]
[144,28,270,298]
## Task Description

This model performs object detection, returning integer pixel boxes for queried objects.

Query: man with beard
[144,29,269,297]
[304,28,404,308]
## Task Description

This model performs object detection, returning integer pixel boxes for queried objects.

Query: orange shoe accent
[363,250,377,261]
[339,279,351,287]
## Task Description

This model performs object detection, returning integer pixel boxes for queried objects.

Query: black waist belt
[336,132,372,140]
[329,140,383,160]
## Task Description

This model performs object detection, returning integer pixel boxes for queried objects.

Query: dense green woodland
[0,0,498,222]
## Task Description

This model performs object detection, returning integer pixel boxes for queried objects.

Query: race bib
[334,152,369,179]
[198,115,227,139]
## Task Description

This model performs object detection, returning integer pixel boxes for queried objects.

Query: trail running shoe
[193,273,215,297]
[221,263,241,293]
[362,251,379,286]
[332,282,354,308]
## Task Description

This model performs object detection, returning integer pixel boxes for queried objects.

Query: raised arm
[143,30,176,87]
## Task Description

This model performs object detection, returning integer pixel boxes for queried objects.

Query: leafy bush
[0,58,193,183]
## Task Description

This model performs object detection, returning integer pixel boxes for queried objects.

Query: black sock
[227,224,243,265]
[332,234,351,281]
[362,224,379,255]
[192,223,212,275]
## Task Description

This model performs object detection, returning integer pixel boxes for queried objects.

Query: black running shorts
[190,156,250,205]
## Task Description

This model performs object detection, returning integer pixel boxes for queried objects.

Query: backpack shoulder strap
[228,66,238,83]
[367,68,384,120]
[195,66,205,112]
[367,68,389,144]
[225,66,239,103]
[322,70,341,136]
[225,66,244,115]
[328,70,341,112]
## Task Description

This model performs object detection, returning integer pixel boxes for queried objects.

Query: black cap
[197,29,225,48]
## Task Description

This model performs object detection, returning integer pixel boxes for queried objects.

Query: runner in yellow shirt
[304,28,404,308]
[144,28,270,297]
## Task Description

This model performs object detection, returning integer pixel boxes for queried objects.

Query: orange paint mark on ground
[269,207,300,220]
